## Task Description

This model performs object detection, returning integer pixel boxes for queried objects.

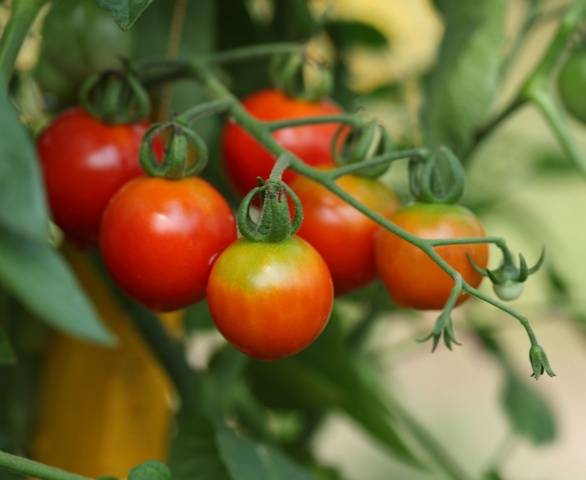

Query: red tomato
[375,203,488,310]
[37,108,156,247]
[100,177,236,311]
[221,89,342,196]
[291,173,400,294]
[207,237,333,360]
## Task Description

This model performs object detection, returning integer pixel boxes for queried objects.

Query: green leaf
[501,373,557,445]
[0,78,49,241]
[95,0,153,30]
[324,20,388,50]
[246,314,425,468]
[421,0,505,153]
[0,230,113,345]
[216,427,316,480]
[169,410,231,480]
[0,328,15,365]
[129,461,171,480]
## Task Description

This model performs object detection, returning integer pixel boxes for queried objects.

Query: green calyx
[332,120,394,178]
[469,247,546,301]
[140,120,208,180]
[271,51,333,102]
[79,65,150,124]
[237,157,303,243]
[408,146,465,204]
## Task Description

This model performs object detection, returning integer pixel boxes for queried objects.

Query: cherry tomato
[558,50,586,123]
[222,89,342,196]
[38,108,156,247]
[207,237,334,360]
[100,177,236,311]
[291,173,400,294]
[375,203,488,310]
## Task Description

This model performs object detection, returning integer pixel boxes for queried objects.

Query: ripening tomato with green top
[291,172,400,294]
[375,203,488,310]
[207,236,333,360]
[221,89,343,196]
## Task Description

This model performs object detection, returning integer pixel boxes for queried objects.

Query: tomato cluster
[37,88,488,360]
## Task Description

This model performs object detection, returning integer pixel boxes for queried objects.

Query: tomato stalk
[180,56,554,379]
[0,450,91,480]
[0,0,47,89]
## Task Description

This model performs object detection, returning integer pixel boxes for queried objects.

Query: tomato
[558,50,586,123]
[375,203,488,310]
[291,173,400,294]
[222,89,342,196]
[207,237,333,360]
[38,108,155,247]
[100,177,236,311]
[36,0,132,107]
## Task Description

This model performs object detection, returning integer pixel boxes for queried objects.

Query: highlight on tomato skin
[100,176,237,312]
[37,107,159,248]
[375,203,489,310]
[291,172,400,295]
[206,236,334,360]
[221,89,343,197]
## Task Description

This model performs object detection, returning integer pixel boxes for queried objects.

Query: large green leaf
[128,461,172,480]
[421,0,505,154]
[246,314,425,468]
[0,230,112,344]
[95,0,153,30]
[0,80,49,241]
[501,373,556,445]
[216,427,316,480]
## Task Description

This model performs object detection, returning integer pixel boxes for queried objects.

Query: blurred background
[1,0,585,479]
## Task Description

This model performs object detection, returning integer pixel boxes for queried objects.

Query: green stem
[0,451,91,480]
[205,42,303,65]
[0,0,47,89]
[328,148,427,178]
[263,114,362,131]
[466,0,586,159]
[429,236,505,248]
[175,98,234,123]
[529,88,586,174]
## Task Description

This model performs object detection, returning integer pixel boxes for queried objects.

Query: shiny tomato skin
[291,173,400,294]
[221,89,342,196]
[37,108,153,247]
[207,237,334,360]
[375,203,488,310]
[100,177,237,311]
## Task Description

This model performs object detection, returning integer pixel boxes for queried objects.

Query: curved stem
[429,236,506,248]
[328,148,427,178]
[0,0,47,89]
[263,114,362,131]
[0,451,91,480]
[175,98,234,123]
[204,42,303,65]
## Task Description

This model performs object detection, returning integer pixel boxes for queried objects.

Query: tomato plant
[207,236,333,360]
[221,89,342,196]
[37,108,156,247]
[375,203,489,310]
[291,172,400,294]
[0,0,576,479]
[100,176,236,311]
